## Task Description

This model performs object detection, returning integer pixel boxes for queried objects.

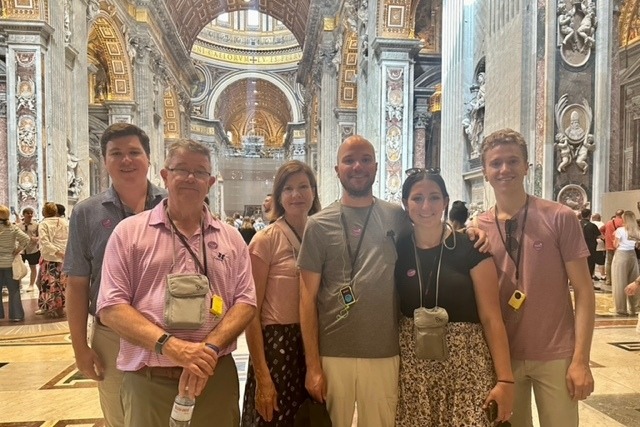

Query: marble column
[605,1,623,194]
[0,79,7,204]
[413,109,429,168]
[440,0,466,202]
[5,25,52,216]
[317,34,341,207]
[44,0,70,206]
[368,39,421,204]
[65,0,91,204]
[591,0,617,211]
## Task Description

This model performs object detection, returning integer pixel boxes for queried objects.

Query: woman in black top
[394,170,513,426]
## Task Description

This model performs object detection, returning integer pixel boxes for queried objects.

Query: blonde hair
[42,202,58,218]
[0,204,9,225]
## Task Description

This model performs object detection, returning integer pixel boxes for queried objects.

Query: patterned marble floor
[1,279,639,426]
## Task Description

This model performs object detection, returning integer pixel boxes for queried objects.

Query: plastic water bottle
[169,394,195,427]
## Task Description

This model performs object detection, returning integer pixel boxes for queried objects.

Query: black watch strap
[155,333,173,355]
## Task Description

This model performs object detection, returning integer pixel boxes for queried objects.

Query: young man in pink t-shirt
[476,129,594,427]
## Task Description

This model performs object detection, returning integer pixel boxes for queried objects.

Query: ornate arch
[207,71,302,123]
[166,0,310,50]
[87,14,134,101]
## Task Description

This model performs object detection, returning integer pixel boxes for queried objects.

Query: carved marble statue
[463,72,486,158]
[554,94,595,174]
[558,0,597,64]
[87,0,100,22]
[575,135,595,174]
[555,133,572,173]
[565,110,586,141]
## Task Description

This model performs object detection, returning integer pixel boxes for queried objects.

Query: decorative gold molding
[620,0,640,47]
[323,16,337,31]
[191,43,302,66]
[88,15,134,102]
[339,31,359,109]
[378,0,413,38]
[2,0,48,22]
[164,89,180,139]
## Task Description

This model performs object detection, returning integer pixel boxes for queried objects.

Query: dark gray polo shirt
[63,183,166,316]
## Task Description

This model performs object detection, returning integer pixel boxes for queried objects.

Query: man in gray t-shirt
[298,135,410,427]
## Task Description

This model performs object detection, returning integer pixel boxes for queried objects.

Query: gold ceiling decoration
[164,88,181,140]
[339,31,359,109]
[215,78,292,148]
[166,0,310,52]
[88,15,134,102]
[192,11,302,67]
[1,0,48,22]
[620,0,640,47]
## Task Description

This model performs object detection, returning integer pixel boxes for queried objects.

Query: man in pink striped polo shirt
[97,139,256,426]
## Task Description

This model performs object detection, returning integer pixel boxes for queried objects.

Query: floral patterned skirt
[241,323,309,427]
[37,260,67,318]
[396,317,496,427]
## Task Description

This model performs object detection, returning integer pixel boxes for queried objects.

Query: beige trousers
[510,358,578,427]
[91,321,125,427]
[321,355,399,427]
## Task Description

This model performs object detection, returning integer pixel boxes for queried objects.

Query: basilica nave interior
[2,0,640,425]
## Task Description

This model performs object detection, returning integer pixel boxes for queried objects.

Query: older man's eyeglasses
[167,168,211,180]
[405,167,441,176]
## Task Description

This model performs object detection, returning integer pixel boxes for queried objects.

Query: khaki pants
[91,321,124,427]
[121,355,239,427]
[511,358,578,427]
[322,356,399,427]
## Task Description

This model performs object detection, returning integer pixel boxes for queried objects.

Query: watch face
[155,333,171,354]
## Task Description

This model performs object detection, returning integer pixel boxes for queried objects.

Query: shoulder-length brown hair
[269,160,321,222]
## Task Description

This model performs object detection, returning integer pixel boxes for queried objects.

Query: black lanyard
[166,210,208,276]
[340,200,375,282]
[495,196,529,281]
[115,183,153,221]
[283,217,302,243]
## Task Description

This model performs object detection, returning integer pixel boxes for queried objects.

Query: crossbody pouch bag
[163,215,212,330]
[412,233,449,361]
[164,273,209,329]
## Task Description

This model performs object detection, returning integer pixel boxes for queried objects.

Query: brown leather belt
[133,366,183,380]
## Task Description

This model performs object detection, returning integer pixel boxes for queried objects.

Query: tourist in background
[590,213,606,281]
[0,205,30,322]
[242,160,321,426]
[602,210,624,291]
[448,200,469,231]
[240,216,257,245]
[37,202,69,318]
[19,207,40,292]
[579,208,601,283]
[612,210,640,316]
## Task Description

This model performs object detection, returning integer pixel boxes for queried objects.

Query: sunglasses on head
[405,167,441,176]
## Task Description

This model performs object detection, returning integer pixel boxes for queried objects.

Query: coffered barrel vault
[167,0,311,50]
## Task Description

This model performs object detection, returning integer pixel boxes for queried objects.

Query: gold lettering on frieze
[192,44,301,65]
[190,124,216,136]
